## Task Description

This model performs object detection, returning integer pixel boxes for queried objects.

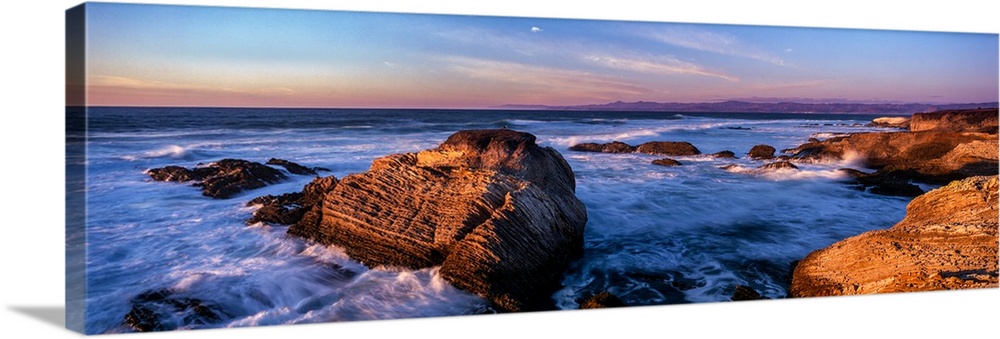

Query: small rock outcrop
[635,141,701,156]
[747,144,776,160]
[568,140,701,157]
[288,129,588,312]
[568,141,636,153]
[147,159,288,198]
[711,150,737,159]
[790,175,999,298]
[909,108,998,133]
[867,116,911,129]
[578,291,626,309]
[756,161,798,171]
[651,158,682,167]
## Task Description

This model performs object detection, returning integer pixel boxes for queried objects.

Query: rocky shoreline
[564,108,998,300]
[787,108,998,298]
[132,108,997,328]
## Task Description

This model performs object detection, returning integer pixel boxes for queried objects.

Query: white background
[1,1,998,338]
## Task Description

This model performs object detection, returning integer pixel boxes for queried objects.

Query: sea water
[77,107,913,333]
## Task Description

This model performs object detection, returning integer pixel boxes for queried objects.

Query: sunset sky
[82,2,999,108]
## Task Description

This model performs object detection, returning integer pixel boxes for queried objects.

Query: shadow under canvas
[9,306,66,329]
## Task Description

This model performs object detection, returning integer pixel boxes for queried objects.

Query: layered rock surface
[788,109,998,186]
[790,175,999,297]
[789,130,997,184]
[909,108,998,133]
[286,129,588,312]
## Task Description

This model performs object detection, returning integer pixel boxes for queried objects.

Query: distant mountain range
[497,100,999,114]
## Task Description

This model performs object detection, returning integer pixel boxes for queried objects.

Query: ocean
[72,107,915,333]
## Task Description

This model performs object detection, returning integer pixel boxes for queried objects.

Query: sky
[80,2,999,108]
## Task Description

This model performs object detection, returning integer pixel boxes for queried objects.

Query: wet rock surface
[651,158,682,167]
[568,140,701,156]
[246,176,338,226]
[568,141,636,153]
[756,161,798,171]
[747,144,776,160]
[147,159,292,198]
[711,150,737,159]
[635,141,701,156]
[266,158,322,175]
[122,289,226,332]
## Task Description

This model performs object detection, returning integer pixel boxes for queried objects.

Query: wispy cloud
[436,27,738,82]
[90,74,298,96]
[443,56,654,102]
[531,26,542,33]
[644,27,787,66]
[584,54,739,82]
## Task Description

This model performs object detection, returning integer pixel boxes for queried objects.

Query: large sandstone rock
[288,129,587,312]
[909,108,998,133]
[790,175,999,297]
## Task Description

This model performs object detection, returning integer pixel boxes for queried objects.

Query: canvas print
[65,1,999,335]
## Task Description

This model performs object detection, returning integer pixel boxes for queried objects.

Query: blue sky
[83,2,999,108]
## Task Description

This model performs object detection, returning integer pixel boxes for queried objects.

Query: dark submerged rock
[246,176,338,226]
[266,158,317,175]
[730,285,768,301]
[837,168,924,197]
[747,144,776,160]
[652,158,682,167]
[757,161,799,171]
[579,291,626,309]
[123,289,224,332]
[288,129,587,312]
[635,141,701,156]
